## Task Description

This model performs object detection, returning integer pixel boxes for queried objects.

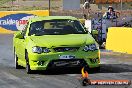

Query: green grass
[18,7,49,11]
[0,0,61,11]
[0,0,16,5]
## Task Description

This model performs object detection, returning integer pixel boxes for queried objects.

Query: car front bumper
[28,50,100,70]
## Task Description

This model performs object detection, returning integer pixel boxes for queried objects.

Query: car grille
[53,47,80,52]
[48,59,87,67]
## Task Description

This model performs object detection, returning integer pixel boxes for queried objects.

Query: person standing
[83,0,91,19]
[103,6,118,19]
[103,6,119,30]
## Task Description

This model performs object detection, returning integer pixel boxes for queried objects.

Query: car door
[16,24,28,65]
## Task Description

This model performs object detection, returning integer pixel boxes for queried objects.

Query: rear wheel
[14,50,21,69]
[25,52,32,74]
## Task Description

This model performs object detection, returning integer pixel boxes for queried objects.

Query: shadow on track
[40,64,132,75]
[10,64,132,75]
[30,67,82,75]
[26,67,99,75]
[100,64,132,73]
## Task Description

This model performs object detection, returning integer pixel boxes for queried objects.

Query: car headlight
[32,46,43,54]
[43,48,50,53]
[83,46,90,52]
[83,44,98,52]
[32,46,50,54]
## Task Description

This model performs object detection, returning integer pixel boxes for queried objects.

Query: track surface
[0,34,132,88]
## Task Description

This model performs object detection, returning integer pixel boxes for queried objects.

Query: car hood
[29,34,95,48]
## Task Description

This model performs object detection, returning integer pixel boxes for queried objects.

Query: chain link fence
[0,0,50,11]
[0,0,131,18]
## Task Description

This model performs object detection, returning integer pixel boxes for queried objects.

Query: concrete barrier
[106,27,132,54]
[0,10,49,34]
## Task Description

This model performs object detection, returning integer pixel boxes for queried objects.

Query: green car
[13,16,100,74]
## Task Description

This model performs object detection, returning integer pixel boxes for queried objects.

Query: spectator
[83,0,91,19]
[83,14,87,20]
[103,6,118,19]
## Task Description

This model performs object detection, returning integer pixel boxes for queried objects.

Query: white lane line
[1,71,36,88]
[66,74,79,77]
[2,71,20,80]
[0,78,18,88]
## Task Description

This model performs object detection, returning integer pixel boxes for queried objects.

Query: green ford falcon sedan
[13,16,100,74]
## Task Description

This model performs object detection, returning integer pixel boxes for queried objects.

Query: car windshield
[29,19,87,36]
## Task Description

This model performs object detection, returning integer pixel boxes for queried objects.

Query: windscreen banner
[0,10,49,33]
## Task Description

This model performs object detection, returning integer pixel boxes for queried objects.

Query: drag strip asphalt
[0,34,132,88]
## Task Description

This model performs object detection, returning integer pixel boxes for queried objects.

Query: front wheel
[25,52,32,74]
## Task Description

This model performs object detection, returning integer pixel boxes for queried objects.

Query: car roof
[29,16,78,22]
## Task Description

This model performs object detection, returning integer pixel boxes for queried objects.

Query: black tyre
[82,78,91,86]
[14,50,21,69]
[94,66,101,73]
[82,78,87,86]
[25,52,32,74]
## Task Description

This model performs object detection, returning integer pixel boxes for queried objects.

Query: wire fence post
[121,0,123,11]
[12,0,13,11]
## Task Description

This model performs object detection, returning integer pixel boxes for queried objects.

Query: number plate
[59,55,75,59]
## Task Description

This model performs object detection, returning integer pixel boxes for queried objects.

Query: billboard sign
[0,10,49,33]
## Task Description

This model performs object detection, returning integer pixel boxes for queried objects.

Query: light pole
[121,0,123,11]
[49,0,51,15]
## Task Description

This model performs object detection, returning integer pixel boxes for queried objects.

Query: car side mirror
[14,31,24,39]
[91,29,98,35]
